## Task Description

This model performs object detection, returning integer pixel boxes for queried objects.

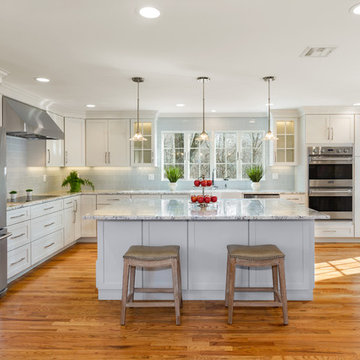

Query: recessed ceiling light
[350,3,360,14]
[86,104,96,108]
[176,103,185,107]
[353,103,360,106]
[139,7,160,19]
[35,77,50,83]
[211,109,216,113]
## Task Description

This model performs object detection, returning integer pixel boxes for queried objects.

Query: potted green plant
[246,165,264,191]
[9,190,17,202]
[26,189,33,201]
[62,171,95,193]
[165,166,183,191]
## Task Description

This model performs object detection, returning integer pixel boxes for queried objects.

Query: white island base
[96,219,315,301]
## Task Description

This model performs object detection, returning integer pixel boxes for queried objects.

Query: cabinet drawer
[7,221,31,251]
[8,244,31,279]
[280,194,306,205]
[31,200,63,219]
[131,195,161,200]
[97,195,131,207]
[315,221,354,238]
[31,212,63,241]
[31,229,64,265]
[7,207,30,226]
[63,198,75,209]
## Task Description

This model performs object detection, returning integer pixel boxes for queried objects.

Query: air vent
[300,47,336,57]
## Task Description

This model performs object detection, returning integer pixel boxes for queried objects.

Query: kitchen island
[86,198,328,301]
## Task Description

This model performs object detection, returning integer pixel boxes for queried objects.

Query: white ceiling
[0,0,360,115]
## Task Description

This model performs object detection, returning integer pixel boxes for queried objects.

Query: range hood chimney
[3,96,64,140]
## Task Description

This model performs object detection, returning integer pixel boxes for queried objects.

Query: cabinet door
[46,113,64,167]
[64,207,75,246]
[86,120,108,166]
[131,120,154,166]
[81,195,97,237]
[73,196,81,240]
[305,115,329,144]
[108,120,130,166]
[65,118,85,166]
[330,115,354,143]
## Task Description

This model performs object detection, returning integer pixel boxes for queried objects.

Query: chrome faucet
[224,178,229,189]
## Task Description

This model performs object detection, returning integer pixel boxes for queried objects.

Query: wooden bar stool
[225,244,288,325]
[120,245,182,326]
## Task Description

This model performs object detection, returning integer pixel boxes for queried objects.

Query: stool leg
[120,259,130,326]
[225,253,230,307]
[171,259,181,325]
[177,257,183,308]
[272,265,279,302]
[129,266,136,302]
[227,258,236,325]
[278,258,288,325]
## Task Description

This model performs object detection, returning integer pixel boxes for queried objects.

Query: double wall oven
[308,146,353,220]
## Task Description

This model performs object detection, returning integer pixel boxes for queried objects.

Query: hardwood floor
[1,243,360,359]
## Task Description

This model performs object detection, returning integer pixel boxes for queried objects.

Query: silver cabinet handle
[11,232,26,240]
[44,242,55,249]
[327,127,330,140]
[65,150,68,164]
[65,201,72,205]
[44,206,54,211]
[108,152,111,164]
[74,200,78,212]
[10,214,25,219]
[331,127,334,140]
[48,149,51,164]
[109,198,120,201]
[44,222,55,228]
[323,230,337,233]
[105,152,107,164]
[73,210,76,224]
[10,257,25,266]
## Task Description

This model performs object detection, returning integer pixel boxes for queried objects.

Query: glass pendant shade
[196,76,210,142]
[129,77,147,142]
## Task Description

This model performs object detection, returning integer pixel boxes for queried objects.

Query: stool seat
[124,245,180,261]
[227,244,284,261]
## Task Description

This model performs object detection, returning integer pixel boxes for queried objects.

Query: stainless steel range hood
[3,96,64,140]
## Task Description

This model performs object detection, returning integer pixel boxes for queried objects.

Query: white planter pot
[26,192,33,201]
[169,182,177,192]
[251,182,261,191]
[10,194,17,202]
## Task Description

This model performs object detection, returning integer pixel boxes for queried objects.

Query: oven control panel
[308,146,353,156]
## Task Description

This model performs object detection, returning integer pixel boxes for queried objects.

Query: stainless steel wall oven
[308,146,353,220]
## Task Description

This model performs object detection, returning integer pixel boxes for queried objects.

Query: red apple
[204,196,211,203]
[211,196,218,203]
[197,196,204,203]
[191,195,198,203]
[194,179,201,187]
[207,180,212,186]
[201,180,207,187]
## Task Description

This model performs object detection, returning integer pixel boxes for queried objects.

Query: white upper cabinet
[86,119,130,167]
[130,119,155,166]
[273,119,296,165]
[64,117,86,167]
[305,114,354,144]
[46,112,64,167]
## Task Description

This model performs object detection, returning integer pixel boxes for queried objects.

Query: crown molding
[271,108,301,118]
[299,106,360,116]
[158,112,267,118]
[85,110,159,119]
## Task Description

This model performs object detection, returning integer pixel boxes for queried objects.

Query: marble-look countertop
[84,198,328,221]
[6,189,306,211]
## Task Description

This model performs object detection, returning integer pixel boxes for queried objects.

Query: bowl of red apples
[191,178,217,207]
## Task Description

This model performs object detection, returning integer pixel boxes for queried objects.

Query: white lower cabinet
[8,244,31,279]
[315,221,354,238]
[97,195,131,209]
[64,206,75,246]
[280,193,306,206]
[7,221,31,251]
[81,195,97,237]
[73,196,81,240]
[31,229,64,265]
[31,211,63,240]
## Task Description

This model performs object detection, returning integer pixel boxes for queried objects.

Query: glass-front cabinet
[131,119,155,166]
[272,118,296,165]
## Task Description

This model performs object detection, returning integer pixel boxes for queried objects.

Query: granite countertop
[84,198,328,221]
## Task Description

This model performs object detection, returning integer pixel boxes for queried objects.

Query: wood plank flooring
[1,243,360,359]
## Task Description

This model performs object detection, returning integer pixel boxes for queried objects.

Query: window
[215,132,237,179]
[161,130,265,180]
[240,131,265,179]
[162,133,185,178]
[189,133,210,179]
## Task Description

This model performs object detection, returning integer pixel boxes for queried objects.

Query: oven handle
[309,159,353,164]
[309,189,353,196]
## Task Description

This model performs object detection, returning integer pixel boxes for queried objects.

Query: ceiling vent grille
[300,47,336,57]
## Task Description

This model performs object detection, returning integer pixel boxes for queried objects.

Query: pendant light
[195,76,210,142]
[129,77,147,142]
[263,76,277,141]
